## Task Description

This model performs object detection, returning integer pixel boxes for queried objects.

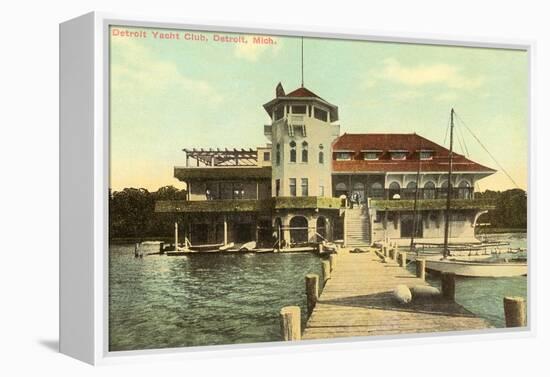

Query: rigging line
[454,111,521,189]
[456,120,471,157]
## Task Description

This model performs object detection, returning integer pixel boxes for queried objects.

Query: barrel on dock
[280,306,301,341]
[503,296,527,327]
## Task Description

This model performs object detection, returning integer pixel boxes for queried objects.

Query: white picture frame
[60,11,535,365]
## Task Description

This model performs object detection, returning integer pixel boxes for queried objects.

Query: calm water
[109,232,527,351]
[109,247,322,351]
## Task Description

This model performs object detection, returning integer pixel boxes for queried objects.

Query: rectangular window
[363,152,380,160]
[275,179,280,197]
[335,152,352,160]
[289,178,296,197]
[301,178,308,197]
[293,105,307,114]
[263,151,270,161]
[391,151,407,160]
[314,107,328,121]
[420,151,433,160]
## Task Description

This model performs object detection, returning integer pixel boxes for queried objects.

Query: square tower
[263,83,340,198]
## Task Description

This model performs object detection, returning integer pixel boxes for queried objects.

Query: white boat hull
[424,258,527,277]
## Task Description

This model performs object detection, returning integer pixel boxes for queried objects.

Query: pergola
[183,148,258,167]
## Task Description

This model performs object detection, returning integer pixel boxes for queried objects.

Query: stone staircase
[345,207,371,248]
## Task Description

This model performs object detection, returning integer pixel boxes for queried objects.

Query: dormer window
[419,150,434,160]
[362,150,382,160]
[335,151,352,161]
[390,150,408,160]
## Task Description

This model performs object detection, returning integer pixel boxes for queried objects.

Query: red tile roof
[332,133,496,173]
[285,87,321,98]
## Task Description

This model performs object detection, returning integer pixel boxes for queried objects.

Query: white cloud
[233,37,282,61]
[111,38,222,103]
[368,58,484,90]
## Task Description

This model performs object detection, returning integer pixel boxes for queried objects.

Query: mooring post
[280,306,301,341]
[503,296,527,327]
[329,254,336,272]
[159,242,165,254]
[399,251,407,267]
[383,245,387,257]
[322,260,331,285]
[389,248,395,260]
[305,274,319,316]
[441,272,456,301]
[416,258,426,280]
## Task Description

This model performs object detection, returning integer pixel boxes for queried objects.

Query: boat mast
[443,108,455,258]
[410,137,422,255]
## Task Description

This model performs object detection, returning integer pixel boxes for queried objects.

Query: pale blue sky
[110,26,528,192]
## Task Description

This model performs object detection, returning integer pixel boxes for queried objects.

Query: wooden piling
[329,254,336,272]
[322,260,331,285]
[305,274,319,316]
[280,306,301,341]
[441,272,456,301]
[416,258,426,280]
[503,296,527,327]
[399,251,407,267]
[383,246,387,257]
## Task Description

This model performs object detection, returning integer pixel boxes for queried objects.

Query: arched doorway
[316,216,327,242]
[352,182,365,204]
[289,216,309,245]
[370,182,384,199]
[405,181,417,199]
[335,182,347,198]
[389,182,401,200]
[423,181,436,199]
[458,180,471,199]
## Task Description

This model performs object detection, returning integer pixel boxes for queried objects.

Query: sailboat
[417,109,527,277]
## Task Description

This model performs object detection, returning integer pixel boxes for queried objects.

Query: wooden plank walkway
[302,250,491,340]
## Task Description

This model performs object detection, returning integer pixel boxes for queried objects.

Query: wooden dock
[301,250,491,340]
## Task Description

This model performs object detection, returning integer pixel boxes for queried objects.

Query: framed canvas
[60,12,534,365]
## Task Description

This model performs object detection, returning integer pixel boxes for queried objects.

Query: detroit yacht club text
[111,28,277,45]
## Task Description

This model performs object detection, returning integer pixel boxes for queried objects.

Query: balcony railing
[368,188,475,201]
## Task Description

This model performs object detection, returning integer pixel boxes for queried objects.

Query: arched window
[370,182,384,198]
[389,182,401,200]
[289,216,309,244]
[423,181,436,199]
[405,181,417,199]
[289,141,296,163]
[458,180,471,199]
[276,143,281,165]
[439,180,453,199]
[335,182,347,198]
[318,144,324,164]
[301,141,308,163]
